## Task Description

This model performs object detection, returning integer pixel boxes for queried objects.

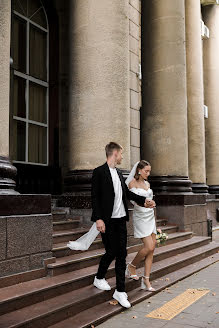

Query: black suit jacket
[91,162,146,223]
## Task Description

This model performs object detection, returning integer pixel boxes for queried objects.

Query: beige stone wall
[0,1,11,157]
[129,0,141,167]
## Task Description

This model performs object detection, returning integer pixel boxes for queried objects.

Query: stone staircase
[0,207,218,328]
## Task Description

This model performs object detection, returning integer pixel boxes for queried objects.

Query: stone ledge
[0,194,51,216]
[155,193,206,206]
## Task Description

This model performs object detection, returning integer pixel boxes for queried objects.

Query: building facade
[0,0,219,276]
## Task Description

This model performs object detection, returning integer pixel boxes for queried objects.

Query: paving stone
[98,262,219,328]
[163,323,202,328]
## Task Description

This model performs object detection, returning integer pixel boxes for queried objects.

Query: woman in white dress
[125,160,156,292]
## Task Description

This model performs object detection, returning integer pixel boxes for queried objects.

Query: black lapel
[103,162,114,191]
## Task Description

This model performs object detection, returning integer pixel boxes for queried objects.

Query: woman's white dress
[130,187,156,238]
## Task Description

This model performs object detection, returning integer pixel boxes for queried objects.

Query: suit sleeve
[125,183,146,206]
[91,168,103,221]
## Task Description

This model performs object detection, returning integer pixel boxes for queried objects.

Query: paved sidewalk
[97,260,219,328]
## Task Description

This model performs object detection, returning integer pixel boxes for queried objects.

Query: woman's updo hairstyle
[134,160,151,180]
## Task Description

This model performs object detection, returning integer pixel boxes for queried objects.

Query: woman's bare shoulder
[128,178,137,189]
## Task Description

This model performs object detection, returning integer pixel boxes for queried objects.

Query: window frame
[12,5,49,166]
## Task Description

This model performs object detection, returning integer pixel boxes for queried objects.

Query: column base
[208,185,219,194]
[0,156,19,195]
[64,169,130,193]
[155,193,208,236]
[192,183,209,193]
[149,175,192,193]
[64,170,93,193]
[62,169,130,208]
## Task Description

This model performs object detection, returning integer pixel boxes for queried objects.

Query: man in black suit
[91,142,155,308]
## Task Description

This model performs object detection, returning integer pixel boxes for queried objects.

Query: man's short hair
[105,142,123,158]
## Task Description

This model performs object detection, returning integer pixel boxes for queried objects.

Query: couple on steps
[91,142,156,308]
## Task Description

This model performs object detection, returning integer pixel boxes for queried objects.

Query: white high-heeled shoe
[125,263,139,280]
[141,276,156,291]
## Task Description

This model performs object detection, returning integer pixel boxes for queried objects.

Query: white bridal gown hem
[67,222,99,251]
[130,187,156,239]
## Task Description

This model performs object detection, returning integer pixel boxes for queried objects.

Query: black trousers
[96,217,127,292]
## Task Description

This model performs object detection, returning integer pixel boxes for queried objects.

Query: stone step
[0,236,208,317]
[48,232,193,276]
[128,229,193,247]
[52,211,68,221]
[48,243,144,276]
[156,224,178,234]
[0,268,47,289]
[52,208,76,222]
[0,241,217,328]
[52,239,104,258]
[156,218,168,226]
[52,227,91,243]
[53,220,81,231]
[52,207,71,213]
[49,251,219,328]
[52,224,177,258]
[52,224,178,244]
[52,233,204,261]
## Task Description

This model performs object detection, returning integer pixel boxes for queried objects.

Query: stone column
[64,0,130,192]
[202,4,219,194]
[0,0,18,194]
[185,0,208,193]
[141,0,192,193]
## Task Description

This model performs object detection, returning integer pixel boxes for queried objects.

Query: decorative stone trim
[148,176,193,193]
[0,156,19,195]
[208,185,219,194]
[192,183,209,194]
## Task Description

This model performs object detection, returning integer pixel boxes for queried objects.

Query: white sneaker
[113,289,131,308]
[93,276,111,291]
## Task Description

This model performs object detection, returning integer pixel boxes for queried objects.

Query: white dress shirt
[109,166,126,218]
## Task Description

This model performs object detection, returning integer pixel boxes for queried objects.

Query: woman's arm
[126,178,155,208]
[125,183,146,206]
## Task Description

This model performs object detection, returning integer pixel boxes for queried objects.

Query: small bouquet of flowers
[156,228,168,246]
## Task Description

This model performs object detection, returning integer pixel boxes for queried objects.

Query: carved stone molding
[192,183,209,193]
[208,185,219,194]
[148,175,193,193]
[0,156,19,195]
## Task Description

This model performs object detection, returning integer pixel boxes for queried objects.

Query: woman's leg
[143,233,156,289]
[128,234,155,276]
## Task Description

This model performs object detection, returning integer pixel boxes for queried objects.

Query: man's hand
[96,219,106,233]
[144,199,156,208]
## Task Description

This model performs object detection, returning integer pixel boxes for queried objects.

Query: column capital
[201,0,219,6]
